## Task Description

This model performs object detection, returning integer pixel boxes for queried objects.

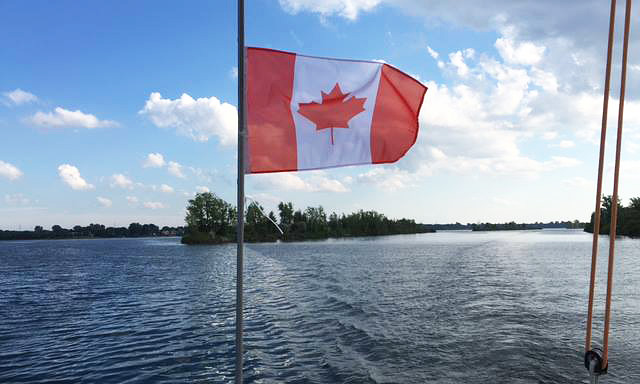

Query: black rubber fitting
[584,348,607,375]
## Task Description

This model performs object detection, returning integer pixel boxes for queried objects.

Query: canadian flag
[246,48,427,174]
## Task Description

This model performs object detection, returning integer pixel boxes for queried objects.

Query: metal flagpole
[235,0,246,382]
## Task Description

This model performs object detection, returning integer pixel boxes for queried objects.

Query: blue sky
[2,0,640,229]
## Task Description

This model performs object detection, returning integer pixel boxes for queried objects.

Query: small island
[181,192,433,244]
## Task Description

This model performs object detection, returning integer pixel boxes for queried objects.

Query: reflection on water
[0,230,639,383]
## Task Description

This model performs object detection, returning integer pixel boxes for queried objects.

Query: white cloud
[167,161,186,178]
[495,34,546,65]
[530,68,558,93]
[28,107,118,129]
[463,48,475,59]
[139,92,237,145]
[143,153,165,168]
[0,161,23,181]
[160,184,174,193]
[448,51,470,77]
[551,140,575,149]
[395,23,608,181]
[249,192,280,205]
[427,45,439,59]
[126,196,139,204]
[58,164,94,190]
[307,172,349,192]
[143,201,165,209]
[110,173,134,189]
[492,197,516,207]
[547,156,581,168]
[195,186,210,193]
[97,196,112,207]
[563,176,592,189]
[5,193,29,205]
[189,167,217,182]
[357,167,416,191]
[478,58,531,116]
[3,89,38,105]
[251,171,348,193]
[278,0,382,20]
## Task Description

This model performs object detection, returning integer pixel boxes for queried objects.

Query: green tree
[184,192,236,242]
[305,206,328,238]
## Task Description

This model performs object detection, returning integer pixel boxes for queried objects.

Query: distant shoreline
[0,223,185,241]
[0,235,182,242]
[0,228,595,244]
[0,220,587,242]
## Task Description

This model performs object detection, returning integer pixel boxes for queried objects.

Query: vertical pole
[603,0,632,369]
[235,0,246,382]
[586,0,616,353]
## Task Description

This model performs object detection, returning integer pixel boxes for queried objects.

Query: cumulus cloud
[551,140,575,149]
[110,173,134,189]
[97,196,112,207]
[58,164,94,190]
[279,1,627,95]
[563,176,592,189]
[495,32,546,65]
[195,186,210,193]
[278,0,382,20]
[139,92,237,145]
[143,153,166,168]
[357,167,416,191]
[0,160,23,181]
[143,201,165,209]
[5,193,29,205]
[251,171,348,192]
[159,184,174,193]
[167,161,186,178]
[126,196,139,204]
[389,25,606,181]
[274,0,640,216]
[427,46,439,59]
[28,107,118,129]
[449,51,470,77]
[3,89,38,105]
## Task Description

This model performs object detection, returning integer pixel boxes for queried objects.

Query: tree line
[584,196,640,237]
[470,220,584,231]
[181,192,433,244]
[0,223,185,241]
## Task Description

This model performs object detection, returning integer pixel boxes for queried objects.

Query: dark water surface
[1,230,639,383]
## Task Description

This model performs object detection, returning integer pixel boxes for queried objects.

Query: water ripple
[1,231,640,383]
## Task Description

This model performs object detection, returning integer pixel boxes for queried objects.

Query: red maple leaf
[297,83,367,145]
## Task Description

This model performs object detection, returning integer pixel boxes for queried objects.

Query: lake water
[1,230,639,383]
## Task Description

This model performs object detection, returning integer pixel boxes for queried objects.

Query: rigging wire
[585,0,616,355]
[245,195,284,235]
[584,0,632,377]
[602,0,632,370]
